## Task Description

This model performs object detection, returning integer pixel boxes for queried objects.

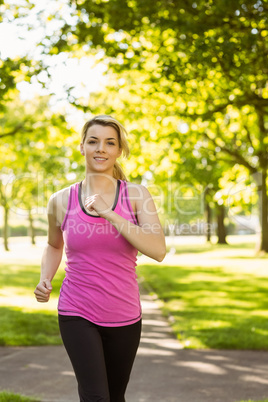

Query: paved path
[1,286,268,402]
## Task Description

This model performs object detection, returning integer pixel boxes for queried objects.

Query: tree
[0,95,79,250]
[172,134,230,244]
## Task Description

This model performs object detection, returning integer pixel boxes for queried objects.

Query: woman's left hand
[85,194,111,218]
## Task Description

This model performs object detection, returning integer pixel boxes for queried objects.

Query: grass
[138,238,268,350]
[238,400,268,402]
[0,263,65,345]
[0,391,40,402]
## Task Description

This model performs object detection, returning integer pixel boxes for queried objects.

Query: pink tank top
[58,179,141,327]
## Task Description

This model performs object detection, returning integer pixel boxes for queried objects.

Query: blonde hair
[81,115,130,181]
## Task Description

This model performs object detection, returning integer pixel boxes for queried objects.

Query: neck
[82,173,117,195]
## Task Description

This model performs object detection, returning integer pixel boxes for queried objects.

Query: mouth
[94,157,108,161]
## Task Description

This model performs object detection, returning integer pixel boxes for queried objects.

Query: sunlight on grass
[0,261,64,312]
[138,241,268,350]
[0,262,65,345]
[0,293,58,311]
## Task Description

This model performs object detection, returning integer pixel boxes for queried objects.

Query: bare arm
[85,184,166,262]
[34,195,64,302]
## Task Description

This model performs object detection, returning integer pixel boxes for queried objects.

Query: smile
[94,157,108,161]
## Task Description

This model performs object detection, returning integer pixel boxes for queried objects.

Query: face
[80,124,122,174]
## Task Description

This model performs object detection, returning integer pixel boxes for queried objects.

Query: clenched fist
[34,279,52,303]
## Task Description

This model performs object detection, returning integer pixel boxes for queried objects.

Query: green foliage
[0,392,39,402]
[52,0,268,115]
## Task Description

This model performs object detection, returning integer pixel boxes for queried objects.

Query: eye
[88,140,96,144]
[108,142,116,145]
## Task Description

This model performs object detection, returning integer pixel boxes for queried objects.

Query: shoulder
[125,182,152,210]
[126,181,160,222]
[48,186,72,212]
[126,182,151,196]
[47,185,74,225]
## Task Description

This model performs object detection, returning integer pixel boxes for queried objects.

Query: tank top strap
[71,182,80,207]
[121,180,138,225]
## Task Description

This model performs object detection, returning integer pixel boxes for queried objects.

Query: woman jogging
[34,115,166,402]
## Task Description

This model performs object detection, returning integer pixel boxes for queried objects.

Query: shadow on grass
[173,310,268,349]
[0,307,62,346]
[138,264,268,350]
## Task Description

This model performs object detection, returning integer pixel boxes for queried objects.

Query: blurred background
[1,0,268,374]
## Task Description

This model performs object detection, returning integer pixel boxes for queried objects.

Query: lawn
[138,236,268,350]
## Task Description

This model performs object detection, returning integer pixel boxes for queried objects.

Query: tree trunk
[217,204,228,244]
[28,210,36,245]
[206,200,212,242]
[4,205,9,251]
[258,168,268,253]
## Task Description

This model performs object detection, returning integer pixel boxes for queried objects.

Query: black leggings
[58,315,141,402]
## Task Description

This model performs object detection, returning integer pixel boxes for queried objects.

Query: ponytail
[113,162,128,181]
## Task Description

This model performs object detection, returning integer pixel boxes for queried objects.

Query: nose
[96,141,106,152]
